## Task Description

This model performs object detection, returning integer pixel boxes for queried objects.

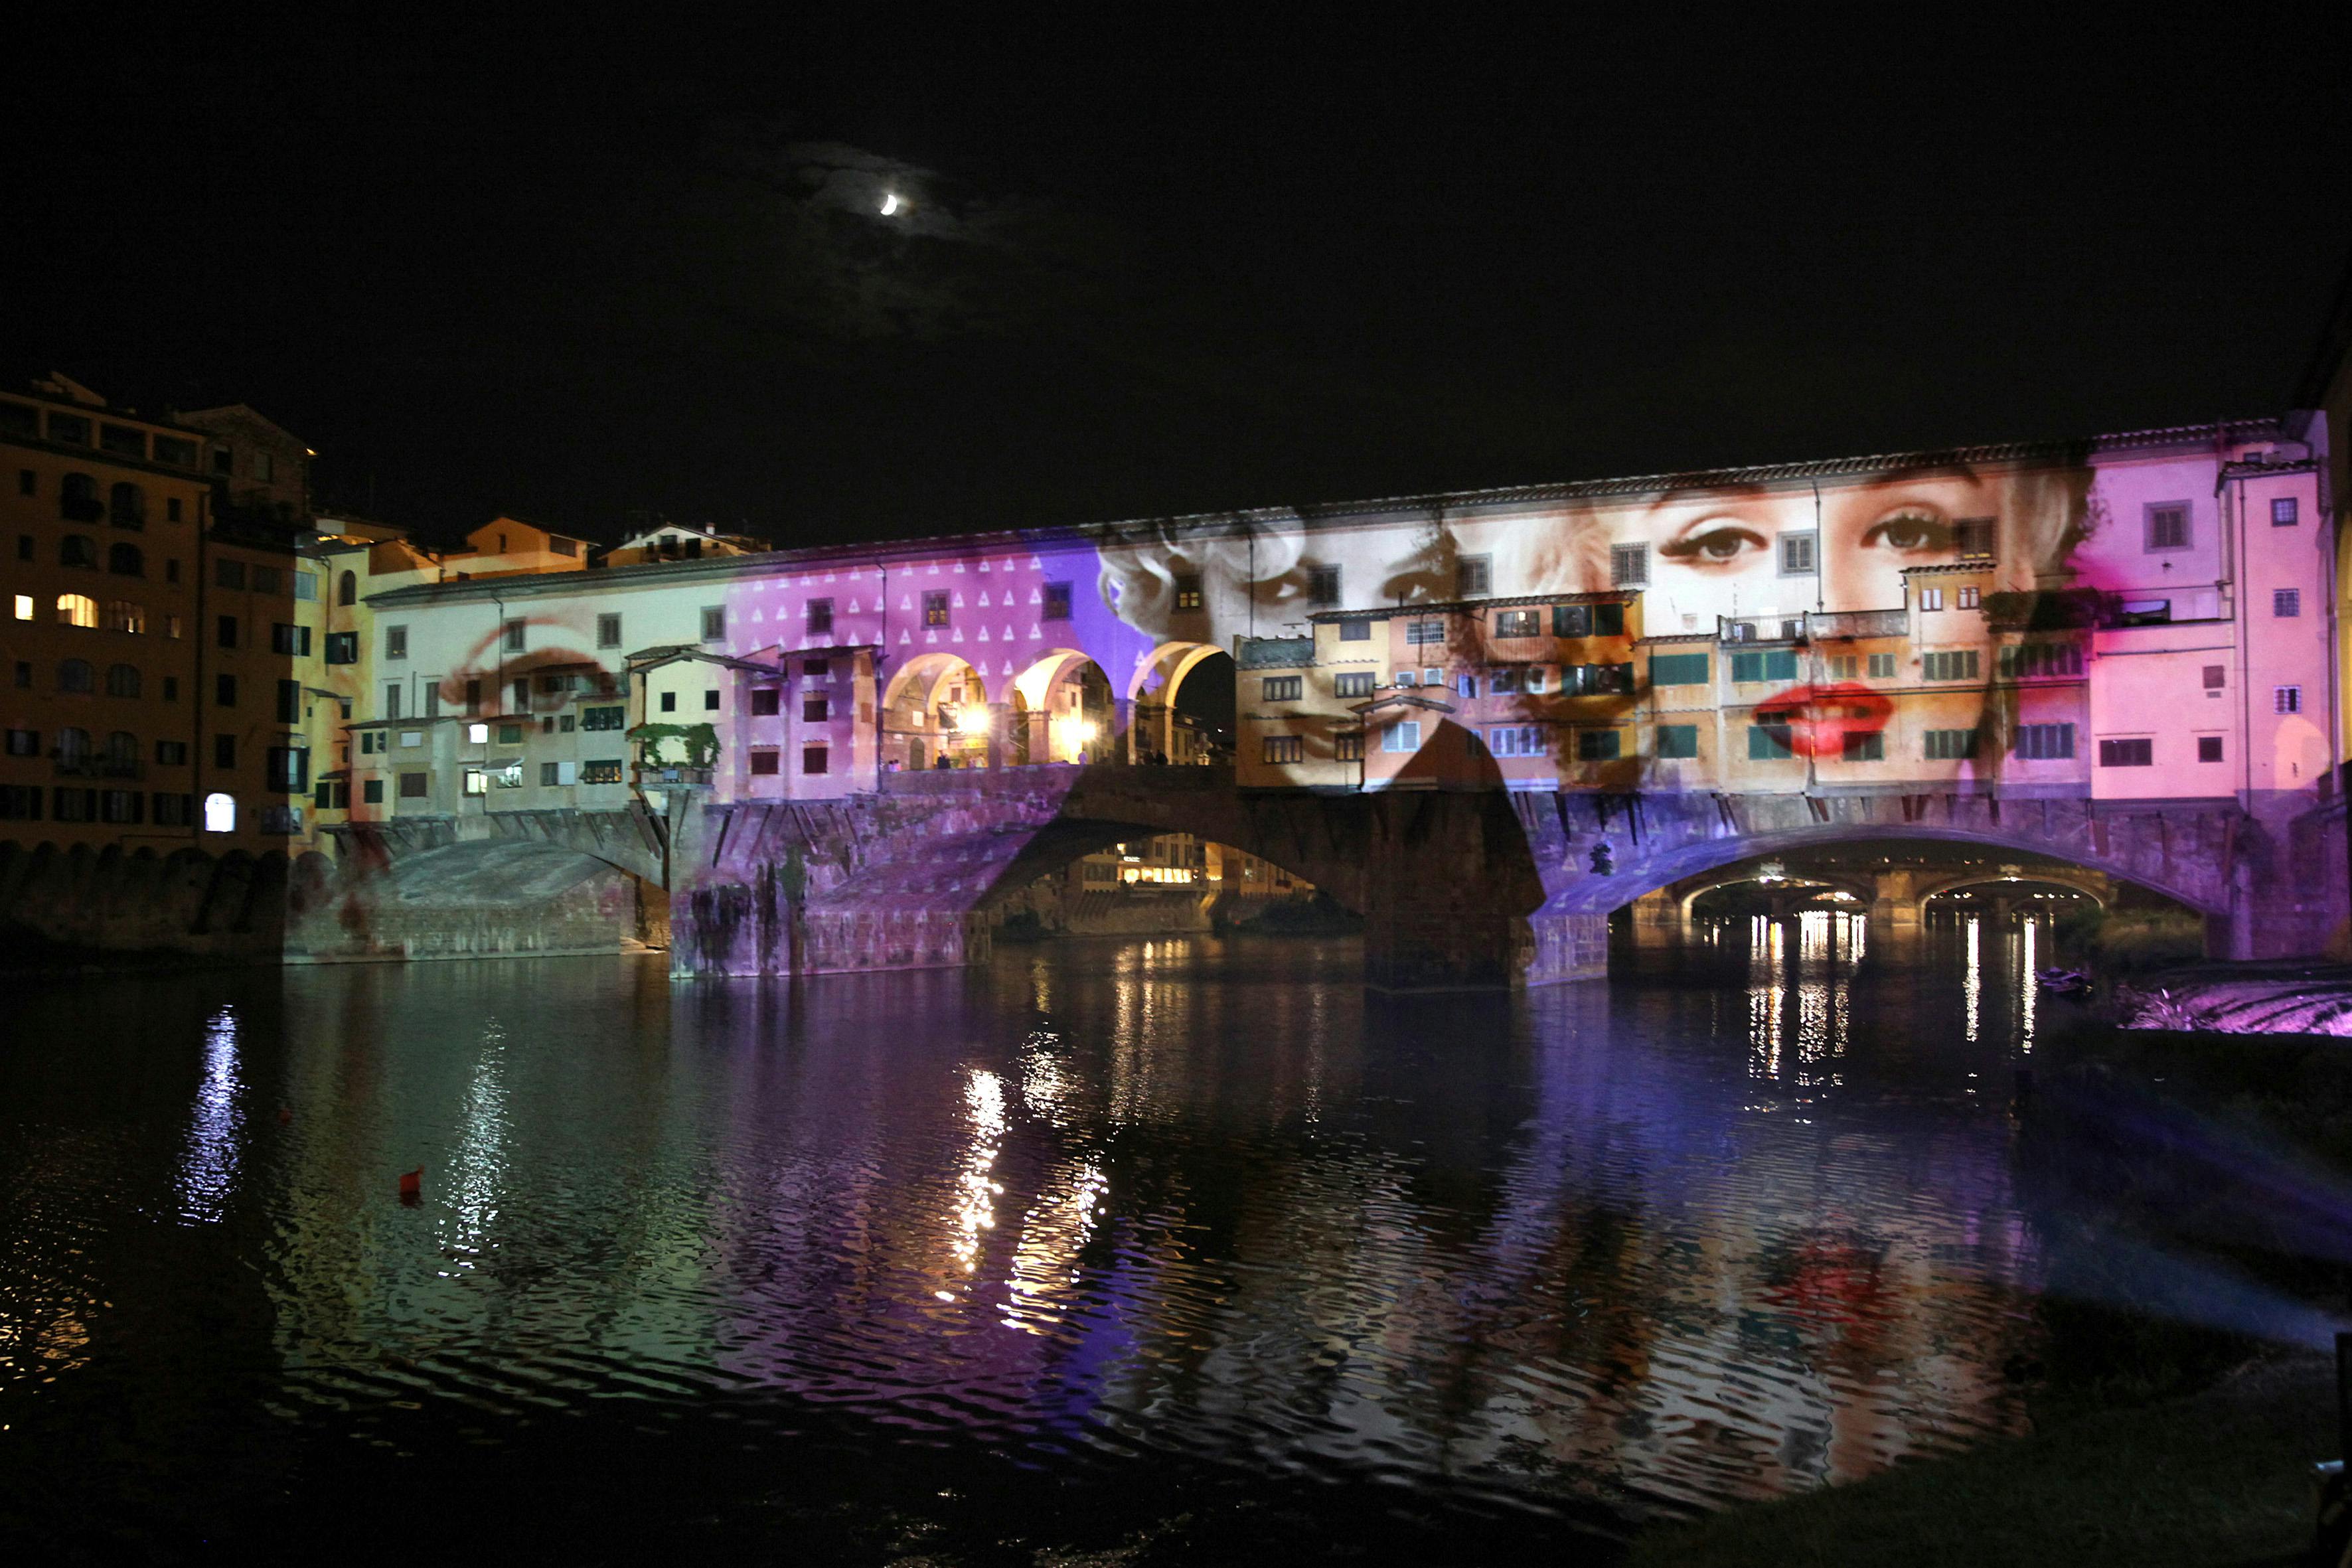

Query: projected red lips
[1754,682,1894,757]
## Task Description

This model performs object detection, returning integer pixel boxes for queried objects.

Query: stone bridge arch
[1911,864,2114,914]
[1665,860,1882,919]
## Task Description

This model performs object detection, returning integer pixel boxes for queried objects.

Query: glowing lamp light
[880,192,903,216]
[953,705,992,736]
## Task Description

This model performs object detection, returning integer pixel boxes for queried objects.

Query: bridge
[282,766,2345,986]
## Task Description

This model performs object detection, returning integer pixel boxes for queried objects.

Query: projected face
[1635,468,2013,619]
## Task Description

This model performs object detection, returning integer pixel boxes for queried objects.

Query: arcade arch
[1011,651,1116,765]
[1128,641,1232,764]
[882,653,992,771]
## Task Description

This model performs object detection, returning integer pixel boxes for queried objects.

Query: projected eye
[1659,522,1769,570]
[1862,510,1954,554]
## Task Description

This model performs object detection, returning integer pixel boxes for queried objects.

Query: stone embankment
[2116,961,2352,1036]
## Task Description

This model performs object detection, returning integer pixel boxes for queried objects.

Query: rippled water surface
[3,919,2126,1559]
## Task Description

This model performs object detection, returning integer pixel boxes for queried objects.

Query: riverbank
[2114,960,2352,1037]
[1626,1350,2329,1567]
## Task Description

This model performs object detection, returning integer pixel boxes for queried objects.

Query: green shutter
[1650,652,1709,686]
[1656,724,1699,759]
[1749,724,1793,759]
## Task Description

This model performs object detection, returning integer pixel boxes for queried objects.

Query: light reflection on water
[0,918,2134,1539]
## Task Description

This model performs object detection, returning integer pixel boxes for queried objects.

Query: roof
[363,415,2290,613]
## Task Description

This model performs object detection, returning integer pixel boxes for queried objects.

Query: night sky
[8,16,2349,550]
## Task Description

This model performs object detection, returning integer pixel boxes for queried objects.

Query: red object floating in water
[398,1166,423,1204]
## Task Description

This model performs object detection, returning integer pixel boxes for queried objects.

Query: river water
[0,915,2312,1561]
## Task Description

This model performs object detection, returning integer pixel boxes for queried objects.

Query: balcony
[1805,609,1908,640]
[1718,616,1806,646]
[54,754,143,781]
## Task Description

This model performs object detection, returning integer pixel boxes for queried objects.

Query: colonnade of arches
[877,641,1232,772]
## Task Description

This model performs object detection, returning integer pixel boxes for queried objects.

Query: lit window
[202,792,236,832]
[10,595,28,621]
[1262,735,1302,764]
[56,593,98,628]
[467,722,489,743]
[1381,721,1421,753]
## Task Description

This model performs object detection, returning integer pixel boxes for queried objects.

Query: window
[214,734,236,769]
[465,678,482,716]
[0,784,41,821]
[752,688,781,716]
[214,613,241,650]
[293,571,317,601]
[1566,661,1636,694]
[2203,664,2226,691]
[1577,729,1622,761]
[696,689,715,712]
[105,663,140,698]
[921,592,949,627]
[362,779,384,805]
[1338,617,1371,641]
[60,534,98,568]
[1865,653,1898,680]
[1334,672,1375,698]
[1334,732,1364,762]
[1922,650,1980,681]
[2146,502,2191,552]
[256,568,283,600]
[2275,589,2301,617]
[2099,738,2154,767]
[1749,723,1794,759]
[597,613,622,648]
[1456,556,1492,597]
[503,618,526,652]
[1917,586,1944,611]
[59,473,102,524]
[659,692,676,713]
[803,658,831,681]
[314,779,350,811]
[202,793,236,832]
[52,787,97,824]
[2272,497,2300,527]
[747,749,780,777]
[1261,676,1302,702]
[152,791,193,825]
[1489,668,1526,694]
[2197,736,2225,763]
[1025,581,1066,623]
[511,677,529,712]
[462,768,489,797]
[266,746,311,793]
[399,771,430,798]
[1610,544,1648,588]
[253,451,274,482]
[360,732,386,755]
[1494,609,1541,639]
[56,593,98,628]
[1841,731,1884,762]
[581,705,625,731]
[1650,652,1709,686]
[1778,531,1817,576]
[1486,725,1543,757]
[108,542,143,576]
[802,694,829,722]
[2276,685,2303,715]
[1405,619,1445,645]
[1957,586,1980,609]
[338,570,356,606]
[1262,735,1304,765]
[1729,649,1797,684]
[1456,674,1478,698]
[1381,722,1422,753]
[271,623,311,657]
[11,594,27,621]
[1423,666,1442,684]
[4,728,35,757]
[109,482,145,528]
[1999,642,2083,679]
[1304,565,1341,606]
[155,740,187,765]
[801,746,829,776]
[382,682,401,720]
[1923,729,1978,760]
[1174,575,1202,611]
[49,413,91,445]
[1656,724,1699,759]
[2015,723,2076,760]
[1954,517,1995,559]
[325,631,357,664]
[275,680,301,723]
